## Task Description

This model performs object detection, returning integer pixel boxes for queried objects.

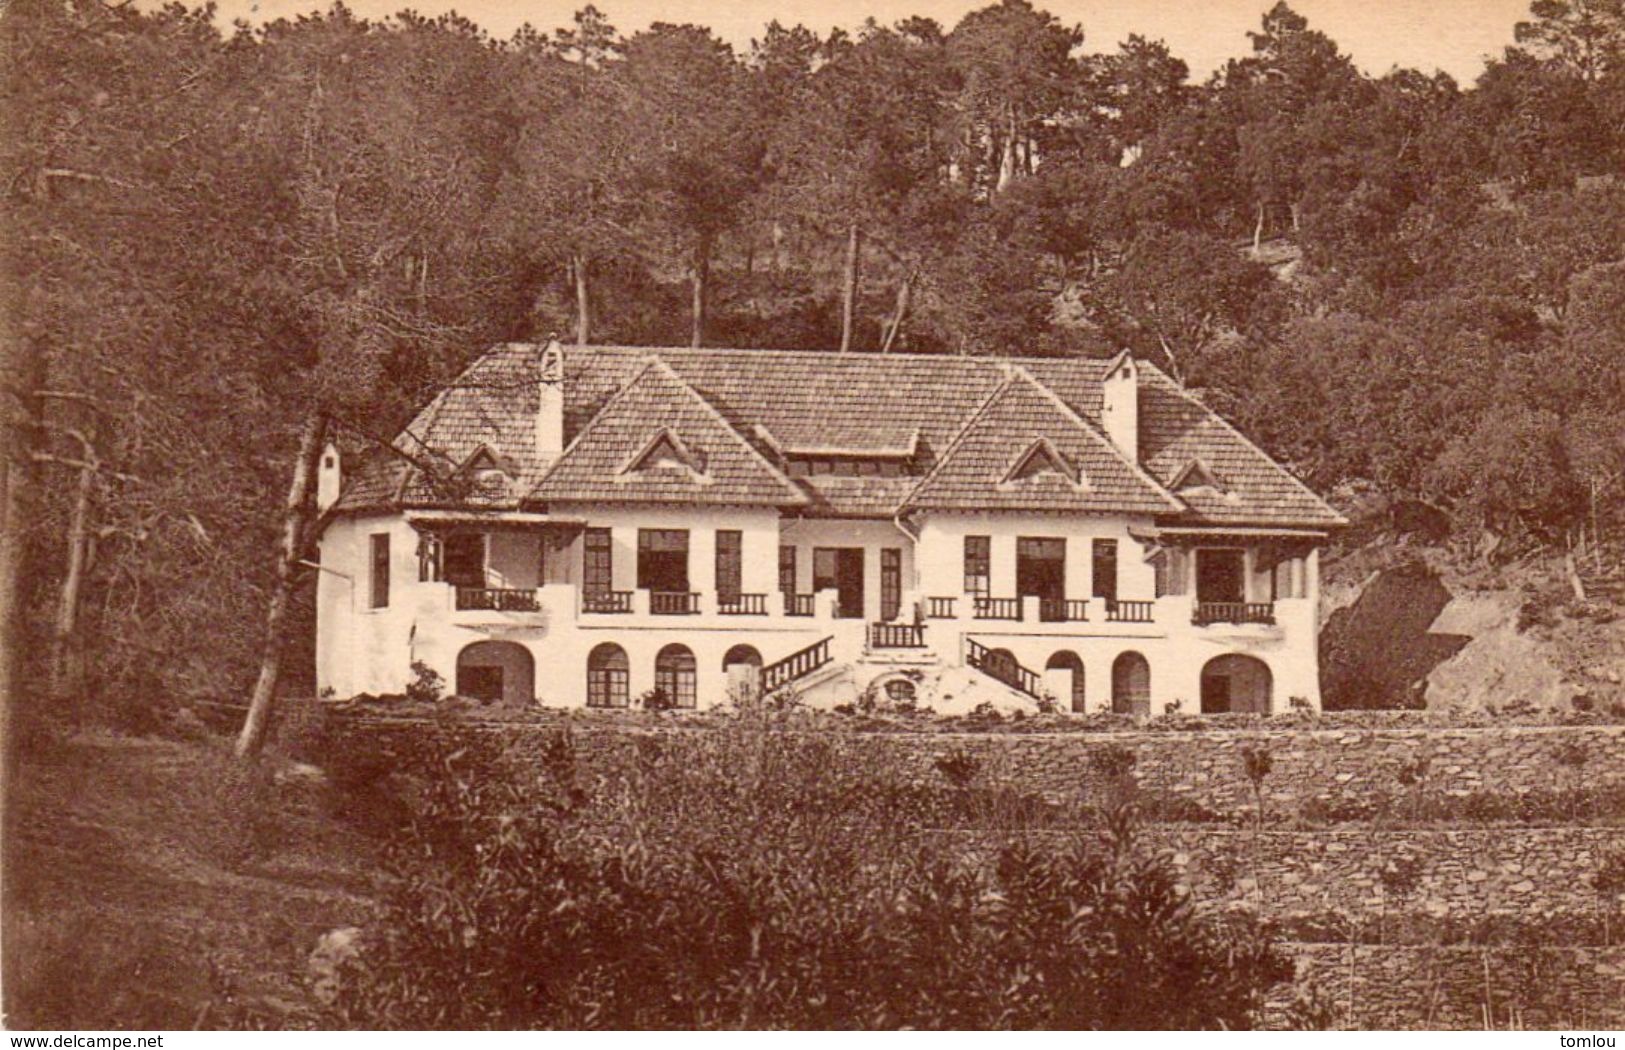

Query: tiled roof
[900,372,1180,516]
[1136,369,1345,528]
[333,343,1343,528]
[528,358,806,507]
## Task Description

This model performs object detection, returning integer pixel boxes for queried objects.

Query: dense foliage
[326,720,1293,1028]
[3,0,1622,712]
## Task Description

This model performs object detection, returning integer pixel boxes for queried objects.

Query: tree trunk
[881,269,915,353]
[840,223,860,353]
[572,251,591,345]
[690,232,711,349]
[236,412,328,759]
[51,449,95,702]
[1,336,45,768]
[1253,202,1265,255]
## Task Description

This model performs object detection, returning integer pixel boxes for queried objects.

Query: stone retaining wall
[336,715,1625,817]
[1265,944,1625,1030]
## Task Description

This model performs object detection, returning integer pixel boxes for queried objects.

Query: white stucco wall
[314,507,1324,713]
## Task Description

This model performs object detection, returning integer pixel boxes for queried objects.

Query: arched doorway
[655,643,698,709]
[1200,654,1273,714]
[722,644,763,701]
[456,641,534,705]
[1111,651,1151,715]
[1045,651,1086,713]
[586,642,629,708]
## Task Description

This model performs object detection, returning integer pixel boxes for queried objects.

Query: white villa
[313,341,1345,714]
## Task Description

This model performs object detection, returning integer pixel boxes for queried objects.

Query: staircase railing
[762,636,834,694]
[965,638,1043,699]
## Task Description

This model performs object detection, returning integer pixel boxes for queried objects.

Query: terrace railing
[650,591,701,615]
[1193,601,1276,626]
[925,596,958,619]
[1105,599,1155,623]
[973,596,1024,621]
[456,587,540,612]
[1038,598,1089,623]
[783,592,816,617]
[869,622,927,649]
[717,593,768,616]
[582,590,633,614]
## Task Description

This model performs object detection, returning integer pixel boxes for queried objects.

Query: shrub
[328,720,1295,1028]
[405,661,445,705]
[933,748,981,788]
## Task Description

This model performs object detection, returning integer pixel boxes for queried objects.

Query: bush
[405,661,445,705]
[327,721,1294,1029]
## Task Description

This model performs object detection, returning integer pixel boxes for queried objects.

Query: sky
[208,0,1532,83]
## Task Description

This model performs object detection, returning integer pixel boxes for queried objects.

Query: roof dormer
[621,428,708,479]
[1000,436,1085,489]
[1171,457,1226,496]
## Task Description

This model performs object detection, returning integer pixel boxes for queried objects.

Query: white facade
[315,503,1326,714]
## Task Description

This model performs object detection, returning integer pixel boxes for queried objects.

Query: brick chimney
[1101,350,1138,462]
[536,337,565,465]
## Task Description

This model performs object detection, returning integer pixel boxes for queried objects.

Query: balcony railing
[1038,598,1089,623]
[1105,599,1155,623]
[784,592,816,617]
[869,622,927,649]
[582,590,633,614]
[925,596,957,619]
[717,593,768,616]
[973,596,1024,621]
[456,586,540,612]
[1194,601,1276,626]
[650,590,700,615]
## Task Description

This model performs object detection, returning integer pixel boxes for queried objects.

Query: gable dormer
[1101,350,1138,463]
[1000,436,1083,488]
[621,428,708,478]
[1171,457,1226,495]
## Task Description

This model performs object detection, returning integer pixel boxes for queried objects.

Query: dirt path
[3,731,380,1029]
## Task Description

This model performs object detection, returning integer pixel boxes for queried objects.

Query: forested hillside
[3,0,1622,715]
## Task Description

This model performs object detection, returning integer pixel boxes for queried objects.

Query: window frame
[369,532,390,609]
[586,644,629,709]
[715,529,743,602]
[583,527,613,596]
[963,535,991,599]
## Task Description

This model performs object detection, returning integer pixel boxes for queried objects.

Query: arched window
[1046,651,1086,713]
[586,643,629,709]
[1111,651,1151,716]
[882,677,917,705]
[655,643,697,709]
[1200,654,1273,714]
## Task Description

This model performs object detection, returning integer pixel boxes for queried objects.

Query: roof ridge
[642,356,808,505]
[1139,367,1348,525]
[1007,365,1184,513]
[498,342,1112,368]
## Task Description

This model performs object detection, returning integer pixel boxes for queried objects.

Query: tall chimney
[1101,350,1138,463]
[536,337,565,465]
[316,440,342,513]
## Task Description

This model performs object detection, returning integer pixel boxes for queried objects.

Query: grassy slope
[2,731,380,1030]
